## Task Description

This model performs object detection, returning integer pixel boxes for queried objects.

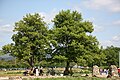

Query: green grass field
[22,77,111,80]
[0,70,23,76]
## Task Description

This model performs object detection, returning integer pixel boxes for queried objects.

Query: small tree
[0,50,5,56]
[103,46,120,67]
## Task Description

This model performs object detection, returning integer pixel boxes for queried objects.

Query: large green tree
[3,13,49,67]
[51,10,100,72]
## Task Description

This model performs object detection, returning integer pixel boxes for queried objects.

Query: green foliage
[53,55,68,62]
[0,50,4,56]
[0,59,29,68]
[51,10,100,67]
[2,44,14,54]
[103,46,120,66]
[3,10,118,68]
[2,13,49,67]
[93,52,106,66]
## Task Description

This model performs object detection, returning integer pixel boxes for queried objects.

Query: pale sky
[0,0,120,49]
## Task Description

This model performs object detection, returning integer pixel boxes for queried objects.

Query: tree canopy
[0,50,4,56]
[3,13,49,67]
[3,10,118,69]
[103,46,120,67]
[51,10,100,69]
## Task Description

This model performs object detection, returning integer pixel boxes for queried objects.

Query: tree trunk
[64,61,70,75]
[28,57,34,67]
[66,61,70,68]
[63,35,70,75]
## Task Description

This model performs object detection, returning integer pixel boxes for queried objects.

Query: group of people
[99,68,109,75]
[23,67,57,76]
[23,67,44,76]
[23,67,73,76]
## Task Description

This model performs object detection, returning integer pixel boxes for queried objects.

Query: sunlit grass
[0,70,23,76]
[22,77,111,80]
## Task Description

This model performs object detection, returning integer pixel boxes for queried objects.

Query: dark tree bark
[64,61,70,75]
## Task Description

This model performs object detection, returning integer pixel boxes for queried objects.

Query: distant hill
[0,53,14,60]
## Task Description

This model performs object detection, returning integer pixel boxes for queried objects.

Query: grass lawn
[0,70,23,76]
[22,77,111,80]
